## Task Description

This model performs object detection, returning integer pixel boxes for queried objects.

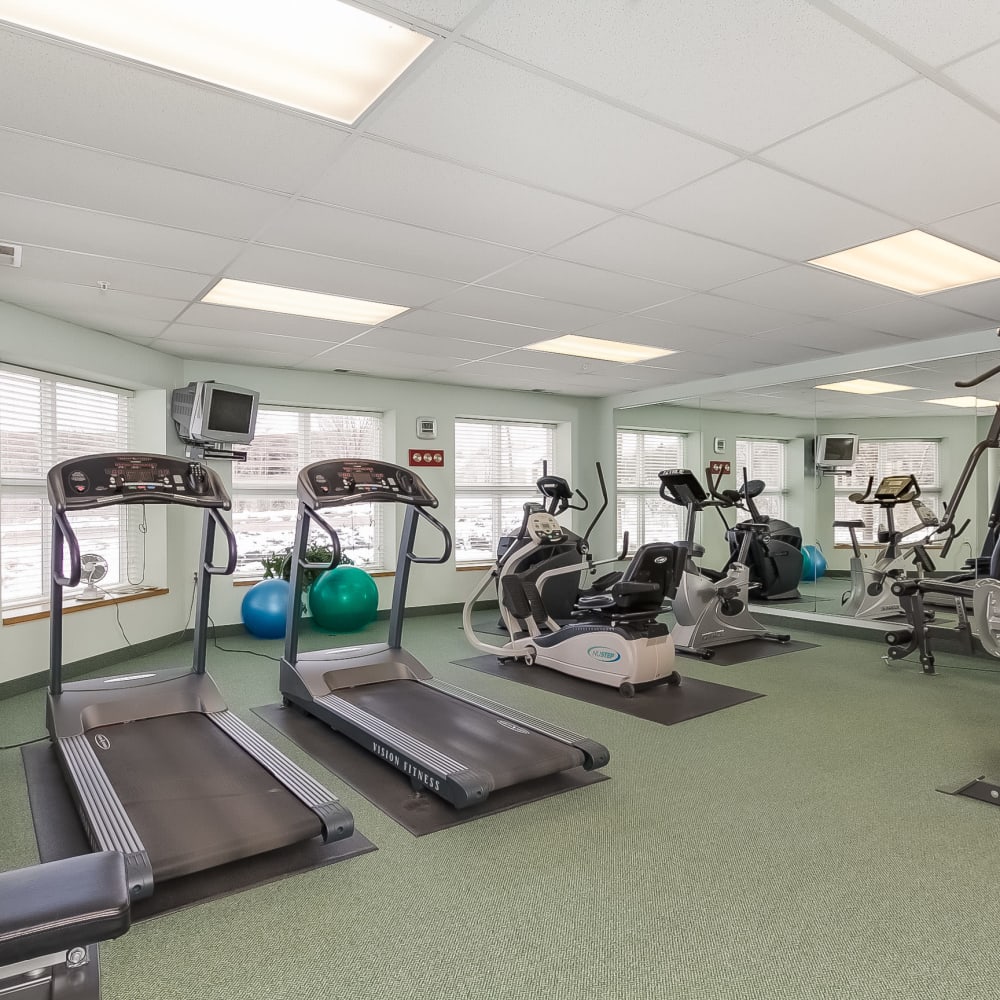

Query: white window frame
[0,365,132,610]
[735,437,788,521]
[833,438,942,546]
[454,417,557,565]
[615,427,686,548]
[231,404,385,576]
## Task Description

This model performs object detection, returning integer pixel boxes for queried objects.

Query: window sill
[3,587,170,626]
[456,564,491,572]
[833,544,943,550]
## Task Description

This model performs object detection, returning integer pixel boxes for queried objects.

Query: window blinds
[454,419,555,563]
[0,367,131,607]
[615,429,685,546]
[231,406,385,572]
[735,438,787,520]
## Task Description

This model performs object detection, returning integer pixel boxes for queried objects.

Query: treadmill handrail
[299,507,343,571]
[205,508,239,576]
[410,508,453,565]
[52,509,82,588]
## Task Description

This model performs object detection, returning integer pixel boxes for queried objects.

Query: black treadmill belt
[86,713,322,881]
[335,680,586,790]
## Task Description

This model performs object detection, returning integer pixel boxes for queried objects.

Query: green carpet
[3,615,1000,999]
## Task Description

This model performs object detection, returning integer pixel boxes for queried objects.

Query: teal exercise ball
[241,579,290,639]
[309,566,378,633]
[801,544,827,582]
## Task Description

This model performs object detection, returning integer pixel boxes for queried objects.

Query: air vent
[0,243,22,268]
[331,368,351,374]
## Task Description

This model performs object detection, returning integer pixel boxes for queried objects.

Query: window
[735,438,787,520]
[454,418,556,564]
[616,428,685,547]
[231,406,384,575]
[0,367,131,608]
[833,439,941,545]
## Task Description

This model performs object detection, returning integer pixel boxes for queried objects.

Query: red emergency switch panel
[409,449,445,468]
[709,461,731,475]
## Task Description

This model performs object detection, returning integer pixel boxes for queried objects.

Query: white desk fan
[78,553,109,601]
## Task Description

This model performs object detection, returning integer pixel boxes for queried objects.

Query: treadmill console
[48,453,230,511]
[298,459,438,509]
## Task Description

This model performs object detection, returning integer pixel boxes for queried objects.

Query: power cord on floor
[207,614,280,662]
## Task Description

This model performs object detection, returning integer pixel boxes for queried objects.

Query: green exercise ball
[309,566,378,633]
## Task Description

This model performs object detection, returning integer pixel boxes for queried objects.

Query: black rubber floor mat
[677,637,818,665]
[451,656,764,725]
[21,743,376,922]
[252,703,608,837]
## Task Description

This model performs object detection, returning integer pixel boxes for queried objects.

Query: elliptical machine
[723,471,803,600]
[463,484,681,696]
[658,468,791,659]
[834,474,938,621]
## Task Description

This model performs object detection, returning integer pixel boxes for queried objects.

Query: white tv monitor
[816,433,859,468]
[170,381,259,446]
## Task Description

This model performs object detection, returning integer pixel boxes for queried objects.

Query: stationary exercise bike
[658,468,790,659]
[464,499,682,696]
[834,474,938,621]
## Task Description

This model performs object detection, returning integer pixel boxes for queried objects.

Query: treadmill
[279,458,610,809]
[46,453,353,900]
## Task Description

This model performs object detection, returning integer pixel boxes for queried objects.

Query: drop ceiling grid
[0,10,999,392]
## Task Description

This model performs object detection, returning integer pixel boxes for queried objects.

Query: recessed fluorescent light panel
[528,335,674,363]
[809,230,1000,294]
[0,0,432,124]
[814,378,914,395]
[927,396,1000,409]
[202,279,408,325]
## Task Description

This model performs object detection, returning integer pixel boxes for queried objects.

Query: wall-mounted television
[815,433,859,468]
[170,381,260,446]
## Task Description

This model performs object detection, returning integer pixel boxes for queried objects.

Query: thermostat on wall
[416,417,437,440]
[713,437,726,454]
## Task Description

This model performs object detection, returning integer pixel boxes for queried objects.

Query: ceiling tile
[303,139,614,249]
[640,161,905,260]
[368,46,737,209]
[696,337,835,366]
[843,299,993,338]
[0,27,351,192]
[224,245,460,307]
[154,324,329,356]
[637,293,810,336]
[480,257,688,312]
[257,201,524,283]
[307,345,455,374]
[929,202,1000,261]
[927,279,1000,322]
[5,246,211,300]
[752,320,912,354]
[0,194,244,273]
[763,80,1000,223]
[0,131,290,240]
[380,309,546,347]
[158,341,307,367]
[0,272,186,321]
[377,1,482,30]
[497,350,634,376]
[466,0,914,149]
[424,285,614,331]
[713,264,906,317]
[349,327,502,360]
[944,42,1000,115]
[175,303,368,343]
[568,314,700,350]
[825,0,1000,66]
[552,216,784,288]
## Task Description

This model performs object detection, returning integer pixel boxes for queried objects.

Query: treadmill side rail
[56,736,154,900]
[311,693,496,808]
[426,679,611,771]
[209,710,353,842]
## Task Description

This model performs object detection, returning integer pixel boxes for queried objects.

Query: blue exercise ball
[309,566,378,633]
[241,579,291,639]
[801,544,827,582]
